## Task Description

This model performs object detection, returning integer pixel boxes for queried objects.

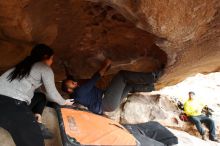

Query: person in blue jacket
[62,59,162,114]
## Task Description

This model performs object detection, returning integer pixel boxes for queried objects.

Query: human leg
[189,116,205,136]
[102,71,126,111]
[121,83,155,100]
[200,115,217,141]
[117,70,155,84]
[103,70,155,112]
[0,95,44,146]
[130,83,155,93]
[29,92,53,139]
[29,92,47,116]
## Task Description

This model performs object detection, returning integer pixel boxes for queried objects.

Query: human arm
[76,72,101,95]
[76,59,111,95]
[98,59,112,76]
[41,66,73,105]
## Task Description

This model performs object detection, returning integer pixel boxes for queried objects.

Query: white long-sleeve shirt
[0,62,66,105]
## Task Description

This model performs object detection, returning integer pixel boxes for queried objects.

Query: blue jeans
[189,115,216,140]
[102,70,155,112]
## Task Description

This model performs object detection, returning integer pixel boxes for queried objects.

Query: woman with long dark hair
[0,44,73,146]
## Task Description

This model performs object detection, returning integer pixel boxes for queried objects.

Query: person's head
[31,44,54,66]
[8,44,54,81]
[61,78,78,94]
[188,91,196,100]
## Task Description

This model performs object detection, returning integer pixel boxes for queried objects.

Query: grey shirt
[0,62,66,105]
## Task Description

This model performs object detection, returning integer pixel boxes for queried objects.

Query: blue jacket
[70,73,103,114]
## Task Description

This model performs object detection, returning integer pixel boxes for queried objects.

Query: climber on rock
[61,58,164,115]
[184,91,219,142]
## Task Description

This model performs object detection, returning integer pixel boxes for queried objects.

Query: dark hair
[61,75,77,93]
[7,44,54,81]
[188,91,195,95]
[61,79,69,93]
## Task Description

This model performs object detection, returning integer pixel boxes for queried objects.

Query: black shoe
[39,123,54,139]
[152,64,165,82]
[210,138,220,143]
[152,70,164,82]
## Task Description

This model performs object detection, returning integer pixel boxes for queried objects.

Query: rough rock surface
[0,0,219,88]
[104,93,189,128]
[89,0,220,88]
[104,72,220,142]
[170,128,220,146]
[0,0,166,82]
[104,92,220,139]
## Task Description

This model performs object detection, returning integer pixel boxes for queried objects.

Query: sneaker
[39,123,54,139]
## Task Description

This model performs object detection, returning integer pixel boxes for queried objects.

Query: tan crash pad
[61,108,137,145]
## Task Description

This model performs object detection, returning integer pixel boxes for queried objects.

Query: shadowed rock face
[0,0,166,83]
[0,0,219,88]
[88,0,220,88]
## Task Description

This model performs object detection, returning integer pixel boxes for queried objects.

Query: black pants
[102,70,155,112]
[0,94,45,146]
[123,121,178,146]
[189,115,216,140]
[29,92,47,115]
